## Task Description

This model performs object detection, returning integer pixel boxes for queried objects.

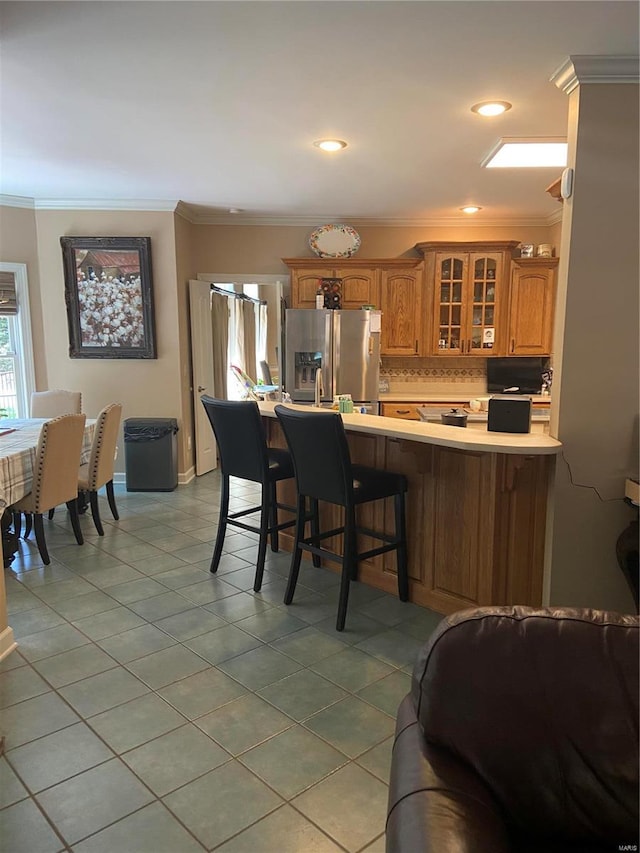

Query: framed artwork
[60,236,156,359]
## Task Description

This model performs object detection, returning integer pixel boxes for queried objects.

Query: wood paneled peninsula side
[260,402,561,616]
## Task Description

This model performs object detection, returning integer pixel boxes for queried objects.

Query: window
[0,264,36,418]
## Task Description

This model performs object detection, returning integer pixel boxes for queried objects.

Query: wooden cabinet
[285,259,379,310]
[283,258,423,355]
[381,400,468,421]
[507,258,558,356]
[379,268,422,356]
[415,241,519,356]
[381,402,422,420]
[266,415,552,615]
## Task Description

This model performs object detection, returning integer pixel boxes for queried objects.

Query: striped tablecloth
[0,418,96,509]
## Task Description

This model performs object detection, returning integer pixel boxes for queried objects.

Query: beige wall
[191,223,555,274]
[0,204,47,387]
[548,82,639,613]
[31,209,183,475]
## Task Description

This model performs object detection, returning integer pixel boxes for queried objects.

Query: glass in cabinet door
[470,256,497,350]
[437,257,463,350]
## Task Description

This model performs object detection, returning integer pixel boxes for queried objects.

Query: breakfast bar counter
[260,402,561,615]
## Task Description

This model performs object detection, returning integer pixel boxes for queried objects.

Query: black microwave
[486,357,549,395]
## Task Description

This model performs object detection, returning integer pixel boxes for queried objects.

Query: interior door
[189,280,217,475]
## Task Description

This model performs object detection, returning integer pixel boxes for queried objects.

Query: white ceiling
[1,1,637,225]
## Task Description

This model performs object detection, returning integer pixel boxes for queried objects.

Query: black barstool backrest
[275,405,352,506]
[201,396,269,483]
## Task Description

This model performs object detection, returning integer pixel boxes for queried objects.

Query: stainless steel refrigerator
[284,309,381,407]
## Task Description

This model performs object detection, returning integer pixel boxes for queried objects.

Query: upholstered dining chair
[30,389,82,418]
[11,413,87,565]
[77,402,122,535]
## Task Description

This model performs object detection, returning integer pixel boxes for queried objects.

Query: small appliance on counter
[487,395,532,433]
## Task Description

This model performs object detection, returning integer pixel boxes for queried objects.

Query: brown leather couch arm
[386,695,510,853]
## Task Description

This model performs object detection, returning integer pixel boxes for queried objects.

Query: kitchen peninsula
[260,402,561,615]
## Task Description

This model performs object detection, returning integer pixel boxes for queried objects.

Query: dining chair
[11,414,87,565]
[77,402,123,536]
[30,389,82,418]
[274,404,409,631]
[200,396,310,592]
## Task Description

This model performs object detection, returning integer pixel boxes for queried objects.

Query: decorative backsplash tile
[381,358,486,381]
[380,358,488,394]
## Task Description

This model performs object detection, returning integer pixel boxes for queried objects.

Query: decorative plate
[309,224,361,258]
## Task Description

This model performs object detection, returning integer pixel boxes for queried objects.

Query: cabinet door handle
[510,338,515,353]
[397,409,411,415]
[415,340,418,353]
[468,339,471,353]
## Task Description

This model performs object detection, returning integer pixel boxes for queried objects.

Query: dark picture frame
[60,236,157,359]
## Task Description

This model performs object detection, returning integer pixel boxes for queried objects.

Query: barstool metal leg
[210,474,229,573]
[310,498,321,568]
[395,492,409,601]
[337,505,356,631]
[254,482,270,592]
[269,481,279,553]
[284,494,307,605]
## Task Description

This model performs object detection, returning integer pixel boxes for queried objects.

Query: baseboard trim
[113,469,196,487]
[179,467,196,485]
[0,626,17,662]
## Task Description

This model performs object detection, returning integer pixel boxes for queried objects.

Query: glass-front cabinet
[417,241,519,357]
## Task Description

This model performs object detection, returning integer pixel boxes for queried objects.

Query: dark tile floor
[0,471,443,852]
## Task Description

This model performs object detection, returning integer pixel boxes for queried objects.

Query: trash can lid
[124,418,179,440]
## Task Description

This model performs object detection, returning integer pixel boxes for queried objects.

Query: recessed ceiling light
[471,100,512,117]
[313,139,348,152]
[482,138,568,168]
[460,205,482,214]
[228,208,243,214]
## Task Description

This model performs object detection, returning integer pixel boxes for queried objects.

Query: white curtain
[257,302,268,368]
[210,293,229,399]
[242,300,257,385]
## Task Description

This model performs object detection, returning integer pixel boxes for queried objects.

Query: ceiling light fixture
[460,205,482,214]
[482,138,568,168]
[471,100,512,117]
[313,139,348,152]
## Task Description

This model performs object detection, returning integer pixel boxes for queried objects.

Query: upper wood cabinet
[380,267,423,356]
[285,259,379,310]
[507,258,559,356]
[415,241,519,357]
[283,258,424,355]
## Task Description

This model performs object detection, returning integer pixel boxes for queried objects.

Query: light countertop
[380,391,552,404]
[259,401,561,456]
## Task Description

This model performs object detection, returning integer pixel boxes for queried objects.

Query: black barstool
[201,397,305,591]
[275,404,409,631]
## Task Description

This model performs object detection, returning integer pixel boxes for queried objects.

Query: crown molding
[178,209,556,228]
[1,195,558,228]
[33,198,179,212]
[0,195,35,209]
[551,55,640,95]
[546,207,564,226]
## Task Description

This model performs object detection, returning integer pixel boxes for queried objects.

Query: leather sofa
[386,606,639,853]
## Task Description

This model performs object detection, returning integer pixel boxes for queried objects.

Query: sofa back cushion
[411,606,639,845]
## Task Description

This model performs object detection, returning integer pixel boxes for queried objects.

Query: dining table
[0,417,96,661]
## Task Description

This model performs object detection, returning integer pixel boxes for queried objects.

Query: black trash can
[124,418,179,492]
